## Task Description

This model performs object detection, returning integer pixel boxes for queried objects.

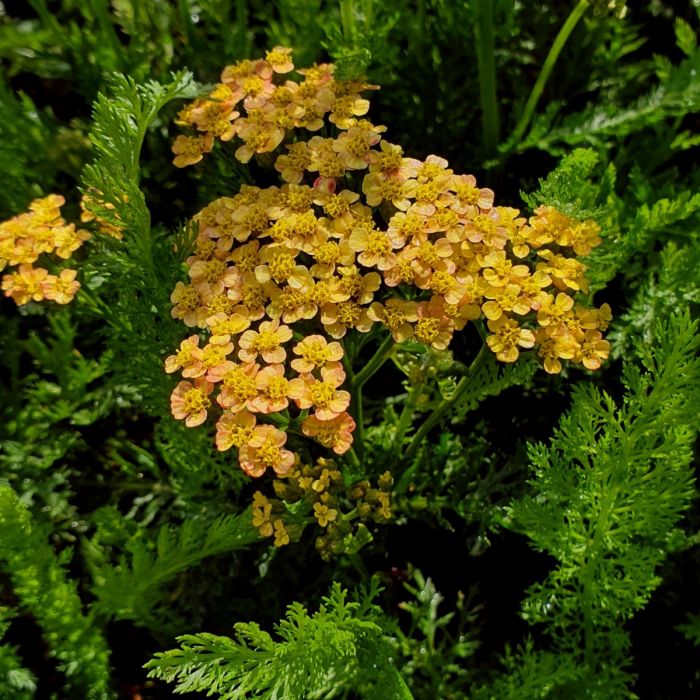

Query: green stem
[350,333,394,459]
[402,344,489,466]
[340,0,356,42]
[473,0,499,158]
[390,382,422,458]
[345,446,361,473]
[509,0,590,148]
[354,333,394,388]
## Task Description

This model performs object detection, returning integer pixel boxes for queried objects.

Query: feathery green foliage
[502,312,700,696]
[145,581,412,699]
[89,511,260,627]
[0,608,36,699]
[0,483,113,698]
[80,71,200,410]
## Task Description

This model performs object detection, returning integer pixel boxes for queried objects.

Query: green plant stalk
[473,0,499,157]
[402,344,489,466]
[340,0,357,42]
[509,0,591,148]
[348,333,395,458]
[390,381,423,458]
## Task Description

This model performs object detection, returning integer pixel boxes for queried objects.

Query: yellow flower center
[286,190,314,211]
[365,231,391,257]
[176,286,200,312]
[419,162,444,180]
[380,179,402,202]
[429,271,454,296]
[183,388,210,414]
[418,242,440,267]
[243,205,269,234]
[307,280,332,305]
[346,133,370,159]
[227,425,254,448]
[377,148,403,172]
[223,370,257,400]
[208,294,235,315]
[258,439,282,466]
[242,75,264,96]
[416,318,440,344]
[264,376,289,400]
[325,197,350,219]
[416,181,440,203]
[286,144,311,170]
[203,260,226,284]
[309,381,336,408]
[202,344,229,369]
[176,347,193,366]
[253,330,281,352]
[315,241,340,264]
[268,252,296,282]
[336,301,361,325]
[300,340,332,366]
[455,183,479,205]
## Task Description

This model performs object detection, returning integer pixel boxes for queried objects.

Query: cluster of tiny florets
[251,457,393,556]
[167,48,611,477]
[1,195,88,306]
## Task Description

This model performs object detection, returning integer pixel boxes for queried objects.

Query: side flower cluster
[167,48,612,477]
[251,457,393,557]
[1,195,88,306]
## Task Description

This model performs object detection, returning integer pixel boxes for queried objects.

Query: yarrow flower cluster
[1,195,88,306]
[167,48,611,478]
[251,457,393,557]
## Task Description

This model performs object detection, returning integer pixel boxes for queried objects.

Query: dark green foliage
[88,511,261,629]
[0,608,36,699]
[0,483,113,699]
[497,312,700,697]
[145,581,412,699]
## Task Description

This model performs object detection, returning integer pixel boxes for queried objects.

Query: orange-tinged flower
[238,318,293,364]
[172,133,215,167]
[275,142,312,184]
[332,125,382,170]
[535,327,578,374]
[320,299,374,338]
[537,292,575,327]
[486,317,536,363]
[2,264,48,305]
[252,363,292,413]
[170,380,213,427]
[165,335,203,376]
[40,268,80,304]
[171,281,209,327]
[415,298,455,349]
[189,258,239,298]
[288,366,350,420]
[450,174,494,216]
[368,299,418,342]
[348,228,402,270]
[291,335,344,373]
[479,250,529,287]
[52,224,90,259]
[362,172,417,210]
[266,46,294,73]
[210,361,260,412]
[536,250,589,292]
[302,412,355,455]
[216,410,257,451]
[576,330,610,370]
[207,311,251,344]
[482,284,531,321]
[239,425,294,477]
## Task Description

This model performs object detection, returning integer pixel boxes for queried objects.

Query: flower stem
[402,344,489,466]
[350,333,395,460]
[508,0,590,149]
[473,0,499,158]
